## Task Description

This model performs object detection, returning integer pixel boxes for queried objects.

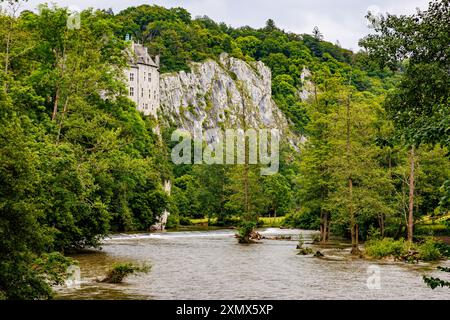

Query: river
[56,228,450,300]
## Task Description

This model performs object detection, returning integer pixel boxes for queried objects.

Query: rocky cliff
[158,53,300,145]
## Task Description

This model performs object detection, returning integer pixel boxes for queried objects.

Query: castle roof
[128,42,159,68]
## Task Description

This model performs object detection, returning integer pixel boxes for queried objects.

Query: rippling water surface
[56,228,450,300]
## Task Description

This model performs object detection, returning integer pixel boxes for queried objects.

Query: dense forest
[0,0,449,299]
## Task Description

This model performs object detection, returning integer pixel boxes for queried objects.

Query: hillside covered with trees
[0,0,449,299]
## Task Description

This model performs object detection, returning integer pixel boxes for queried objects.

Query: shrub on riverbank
[365,238,408,259]
[179,216,192,226]
[237,221,257,244]
[297,234,314,255]
[165,214,179,229]
[102,263,151,283]
[365,237,447,261]
[282,210,320,230]
[417,238,444,261]
[212,217,240,227]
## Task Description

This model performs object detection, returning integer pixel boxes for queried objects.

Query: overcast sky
[22,0,430,51]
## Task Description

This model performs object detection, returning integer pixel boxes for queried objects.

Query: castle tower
[125,41,160,117]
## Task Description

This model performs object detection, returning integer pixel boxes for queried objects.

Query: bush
[435,241,450,258]
[364,238,408,259]
[256,219,265,228]
[417,238,443,261]
[237,221,257,244]
[297,234,314,255]
[212,216,240,227]
[179,216,192,226]
[101,262,151,284]
[165,214,179,229]
[282,210,320,230]
[365,237,445,262]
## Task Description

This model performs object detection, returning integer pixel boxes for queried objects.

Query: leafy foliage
[101,262,151,284]
[423,267,450,290]
[237,221,257,244]
[0,5,168,298]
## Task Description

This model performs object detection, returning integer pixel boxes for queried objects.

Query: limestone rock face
[299,67,314,102]
[159,53,298,144]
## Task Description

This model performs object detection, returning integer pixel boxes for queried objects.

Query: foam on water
[106,229,236,241]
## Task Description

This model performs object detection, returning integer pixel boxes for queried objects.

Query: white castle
[125,40,160,117]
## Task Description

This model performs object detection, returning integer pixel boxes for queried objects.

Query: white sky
[21,0,430,51]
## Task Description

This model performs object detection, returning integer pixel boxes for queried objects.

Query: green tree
[0,95,72,299]
[263,173,292,217]
[331,88,393,253]
[360,0,450,238]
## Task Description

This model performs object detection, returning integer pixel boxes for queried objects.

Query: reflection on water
[56,228,450,300]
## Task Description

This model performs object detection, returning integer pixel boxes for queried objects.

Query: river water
[56,228,450,300]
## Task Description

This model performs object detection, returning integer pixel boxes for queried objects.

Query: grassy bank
[181,216,286,228]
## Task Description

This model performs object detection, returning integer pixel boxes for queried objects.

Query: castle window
[141,88,144,97]
[148,73,151,82]
[144,72,146,81]
[129,73,134,81]
[129,87,134,96]
[149,90,151,99]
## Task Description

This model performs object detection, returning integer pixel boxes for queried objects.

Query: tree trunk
[56,97,69,142]
[52,42,67,121]
[241,82,252,230]
[326,218,330,242]
[51,87,60,121]
[349,178,360,254]
[320,211,330,243]
[319,213,324,243]
[407,145,415,243]
[346,84,360,255]
[388,148,392,174]
[314,84,318,104]
[243,163,249,219]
